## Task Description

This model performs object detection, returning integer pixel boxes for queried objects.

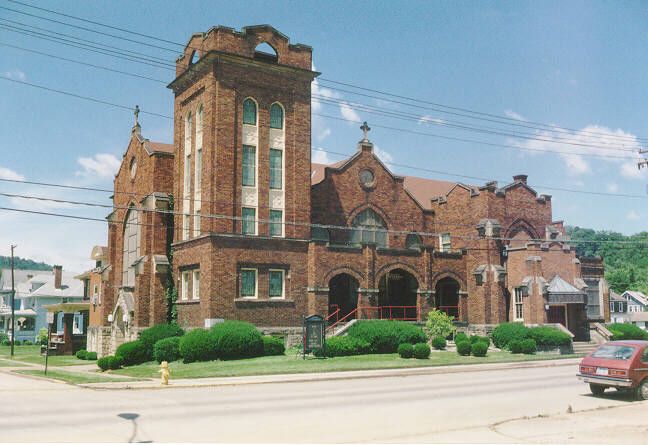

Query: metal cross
[360,121,370,141]
[134,105,140,126]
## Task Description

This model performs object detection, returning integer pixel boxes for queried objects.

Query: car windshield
[591,345,636,360]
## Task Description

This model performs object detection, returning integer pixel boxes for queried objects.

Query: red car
[577,340,648,400]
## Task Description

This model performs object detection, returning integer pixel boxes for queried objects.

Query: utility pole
[9,244,16,358]
[639,148,648,170]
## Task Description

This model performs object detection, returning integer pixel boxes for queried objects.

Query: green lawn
[14,369,140,384]
[0,359,15,367]
[110,351,579,380]
[0,346,92,366]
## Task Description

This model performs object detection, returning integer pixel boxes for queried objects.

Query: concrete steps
[572,341,598,355]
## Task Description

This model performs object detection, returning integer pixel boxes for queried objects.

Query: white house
[622,291,648,313]
[609,291,629,323]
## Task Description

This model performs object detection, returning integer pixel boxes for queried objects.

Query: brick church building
[87,25,609,355]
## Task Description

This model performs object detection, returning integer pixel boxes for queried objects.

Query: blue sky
[0,0,647,271]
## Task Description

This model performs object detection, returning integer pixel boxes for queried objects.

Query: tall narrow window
[192,270,200,300]
[514,288,524,321]
[270,103,284,129]
[194,210,201,237]
[242,145,256,187]
[269,148,283,190]
[439,233,451,252]
[183,112,192,197]
[351,209,388,248]
[181,271,190,301]
[195,105,203,194]
[122,208,140,288]
[243,99,257,125]
[183,214,190,240]
[242,207,256,235]
[269,270,284,298]
[269,209,283,237]
[241,269,257,298]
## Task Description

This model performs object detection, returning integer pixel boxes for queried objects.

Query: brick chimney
[572,258,581,278]
[513,174,528,184]
[53,265,62,289]
[525,256,542,277]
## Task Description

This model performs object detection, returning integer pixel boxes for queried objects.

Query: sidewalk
[80,357,581,390]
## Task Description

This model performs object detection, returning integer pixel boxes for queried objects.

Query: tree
[425,310,456,339]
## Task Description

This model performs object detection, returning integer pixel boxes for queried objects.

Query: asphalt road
[0,363,645,443]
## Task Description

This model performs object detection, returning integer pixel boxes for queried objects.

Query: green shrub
[471,341,488,357]
[97,355,123,371]
[23,340,33,346]
[520,338,537,354]
[75,349,88,360]
[492,322,529,349]
[37,328,48,346]
[425,310,456,339]
[153,336,181,363]
[608,323,648,341]
[1,339,10,346]
[509,339,523,354]
[456,340,472,356]
[139,323,184,358]
[325,336,370,357]
[455,332,469,343]
[527,326,572,347]
[470,335,490,345]
[179,328,216,363]
[347,321,426,354]
[0,333,8,344]
[85,351,97,360]
[210,320,264,360]
[312,347,325,358]
[413,343,431,359]
[398,343,414,358]
[115,340,149,366]
[262,336,285,356]
[431,336,447,350]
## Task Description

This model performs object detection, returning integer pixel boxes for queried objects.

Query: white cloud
[417,114,445,126]
[76,153,120,179]
[0,166,25,181]
[511,124,642,177]
[505,110,526,121]
[339,101,361,122]
[621,161,647,179]
[312,148,331,164]
[316,126,331,142]
[374,144,394,164]
[606,183,619,193]
[3,69,26,81]
[626,210,640,221]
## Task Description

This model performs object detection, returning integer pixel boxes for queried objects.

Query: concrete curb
[81,357,581,391]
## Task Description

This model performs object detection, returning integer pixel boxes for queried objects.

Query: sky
[0,0,647,272]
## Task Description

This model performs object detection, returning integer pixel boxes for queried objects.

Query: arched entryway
[378,269,418,320]
[435,277,460,318]
[328,274,359,322]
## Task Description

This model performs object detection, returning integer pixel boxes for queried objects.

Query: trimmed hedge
[432,336,447,350]
[75,349,88,360]
[153,336,181,363]
[471,341,488,357]
[139,323,185,358]
[455,332,469,344]
[510,339,536,354]
[85,351,97,360]
[115,340,149,366]
[527,326,571,347]
[413,343,431,359]
[608,323,648,341]
[492,322,529,349]
[325,336,370,357]
[398,343,414,358]
[210,321,264,360]
[179,328,216,363]
[456,341,472,356]
[262,336,285,356]
[347,321,426,354]
[97,355,123,371]
[470,335,490,345]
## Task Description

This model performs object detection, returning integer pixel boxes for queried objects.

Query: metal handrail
[326,307,359,332]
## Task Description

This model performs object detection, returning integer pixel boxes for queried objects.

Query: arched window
[254,42,278,62]
[122,208,140,288]
[270,103,284,129]
[190,51,199,64]
[243,98,257,126]
[195,105,203,193]
[406,233,422,250]
[351,209,387,248]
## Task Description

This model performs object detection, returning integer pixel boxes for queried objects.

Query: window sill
[176,300,200,305]
[234,298,295,307]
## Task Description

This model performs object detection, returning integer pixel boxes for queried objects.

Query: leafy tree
[425,310,456,339]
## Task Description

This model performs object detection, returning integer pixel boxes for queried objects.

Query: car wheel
[635,379,648,401]
[590,383,605,396]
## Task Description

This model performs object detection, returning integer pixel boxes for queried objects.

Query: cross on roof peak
[360,121,371,141]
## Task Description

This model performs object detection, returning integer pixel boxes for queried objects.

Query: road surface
[0,363,646,443]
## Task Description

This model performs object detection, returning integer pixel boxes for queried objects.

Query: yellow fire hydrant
[159,361,170,385]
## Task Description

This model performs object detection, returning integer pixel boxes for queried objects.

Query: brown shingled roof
[311,161,458,209]
[148,141,174,155]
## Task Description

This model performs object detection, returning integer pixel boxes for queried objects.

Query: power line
[4,0,647,145]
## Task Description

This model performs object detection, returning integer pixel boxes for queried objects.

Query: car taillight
[609,369,628,377]
[580,366,596,374]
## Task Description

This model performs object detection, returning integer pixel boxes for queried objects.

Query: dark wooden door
[548,305,566,327]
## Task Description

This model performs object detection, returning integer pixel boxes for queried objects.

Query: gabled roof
[0,269,49,291]
[622,291,648,306]
[547,275,586,294]
[15,271,83,299]
[610,291,625,302]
